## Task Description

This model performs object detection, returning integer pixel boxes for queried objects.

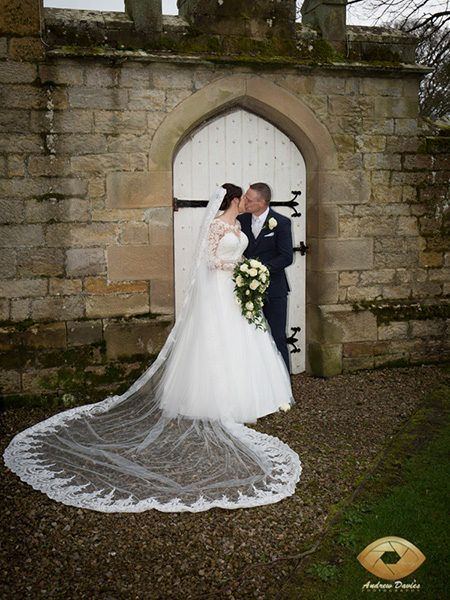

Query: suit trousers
[263,296,290,373]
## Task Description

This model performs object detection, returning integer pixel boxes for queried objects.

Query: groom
[238,183,293,372]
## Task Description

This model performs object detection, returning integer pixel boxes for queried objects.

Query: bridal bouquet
[233,258,270,330]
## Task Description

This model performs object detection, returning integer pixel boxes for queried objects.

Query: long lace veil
[3,188,301,513]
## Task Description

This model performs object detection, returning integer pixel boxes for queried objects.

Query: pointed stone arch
[107,73,340,375]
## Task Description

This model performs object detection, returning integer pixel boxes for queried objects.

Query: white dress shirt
[251,207,270,239]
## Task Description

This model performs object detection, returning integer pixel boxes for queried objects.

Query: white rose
[240,263,249,272]
[250,259,259,268]
[249,279,260,290]
[268,217,277,230]
[245,301,254,311]
[245,311,253,319]
[280,403,291,412]
[260,273,266,283]
[235,297,242,306]
[248,268,258,277]
[236,275,244,287]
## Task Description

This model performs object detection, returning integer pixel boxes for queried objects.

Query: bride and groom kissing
[4,182,301,514]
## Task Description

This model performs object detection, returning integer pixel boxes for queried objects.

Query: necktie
[252,217,261,238]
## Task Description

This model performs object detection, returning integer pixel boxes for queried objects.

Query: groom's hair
[250,183,271,205]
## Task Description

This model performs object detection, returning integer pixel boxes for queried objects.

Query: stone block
[9,36,45,61]
[152,68,193,90]
[411,282,443,297]
[344,342,389,358]
[328,96,374,117]
[394,119,418,136]
[165,88,193,112]
[411,319,445,339]
[8,322,66,349]
[119,221,149,245]
[0,370,21,394]
[356,135,386,153]
[386,136,420,153]
[86,293,149,319]
[378,322,409,341]
[419,251,443,268]
[47,223,118,248]
[17,248,65,277]
[150,279,174,314]
[339,217,360,238]
[374,97,419,119]
[104,318,172,359]
[10,298,30,321]
[314,239,373,271]
[22,368,59,392]
[31,296,84,322]
[320,306,378,344]
[107,134,154,154]
[0,0,40,36]
[107,171,172,209]
[85,278,149,295]
[66,248,106,276]
[0,199,23,224]
[342,356,375,372]
[71,153,137,174]
[7,155,26,177]
[277,74,313,95]
[31,110,94,134]
[313,76,346,95]
[347,285,382,302]
[360,78,402,97]
[67,320,103,347]
[53,135,108,156]
[320,171,371,205]
[0,278,47,299]
[0,61,37,84]
[147,207,173,245]
[333,134,355,153]
[68,88,128,110]
[338,153,363,170]
[0,298,9,320]
[397,216,419,236]
[307,342,342,377]
[107,244,173,282]
[0,248,16,278]
[49,278,83,296]
[39,64,84,86]
[0,224,44,247]
[119,66,151,89]
[359,216,396,236]
[381,284,412,299]
[339,271,360,287]
[362,118,394,135]
[128,88,166,110]
[363,154,402,171]
[360,269,395,286]
[85,67,118,88]
[0,37,7,58]
[306,271,338,304]
[26,198,90,224]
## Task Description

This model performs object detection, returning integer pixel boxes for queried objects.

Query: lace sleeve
[206,220,235,271]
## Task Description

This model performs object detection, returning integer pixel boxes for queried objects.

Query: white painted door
[173,109,306,373]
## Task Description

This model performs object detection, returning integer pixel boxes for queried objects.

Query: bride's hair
[220,183,243,211]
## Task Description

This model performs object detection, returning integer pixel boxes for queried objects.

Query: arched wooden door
[173,109,306,373]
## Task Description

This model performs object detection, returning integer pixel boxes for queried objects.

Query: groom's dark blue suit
[238,208,293,372]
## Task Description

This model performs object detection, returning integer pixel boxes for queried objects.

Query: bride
[3,184,301,513]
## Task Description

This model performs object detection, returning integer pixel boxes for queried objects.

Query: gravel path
[1,365,448,600]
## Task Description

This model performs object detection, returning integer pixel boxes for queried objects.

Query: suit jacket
[237,208,293,298]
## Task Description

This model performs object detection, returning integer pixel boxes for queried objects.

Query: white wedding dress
[3,189,301,513]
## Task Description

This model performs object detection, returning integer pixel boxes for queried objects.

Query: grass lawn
[281,374,450,600]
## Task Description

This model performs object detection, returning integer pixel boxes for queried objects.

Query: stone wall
[0,1,449,406]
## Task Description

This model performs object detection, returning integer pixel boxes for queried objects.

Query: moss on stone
[418,136,450,154]
[352,299,450,325]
